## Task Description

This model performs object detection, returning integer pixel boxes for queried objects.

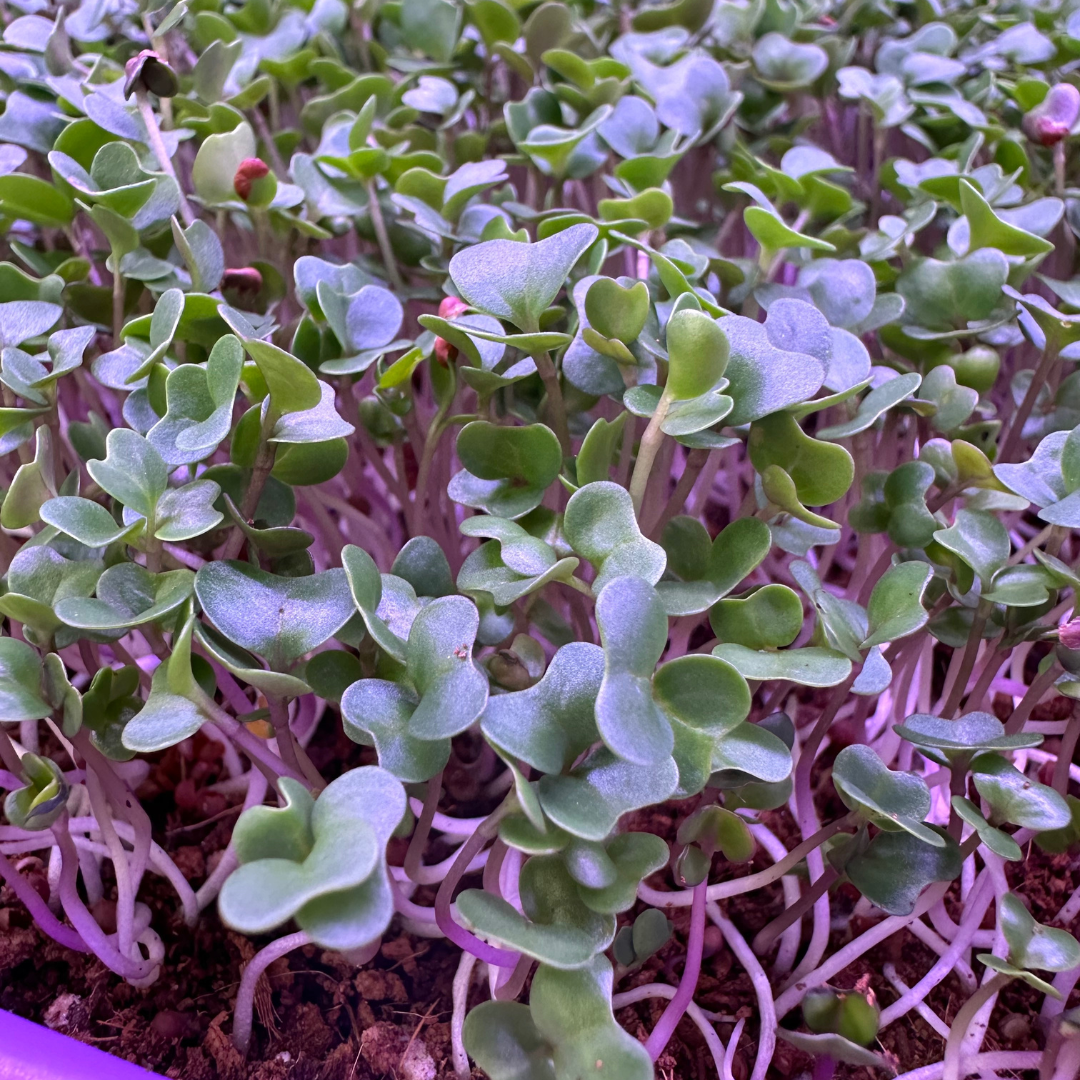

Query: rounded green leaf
[563,481,666,593]
[833,744,943,846]
[449,421,563,520]
[194,562,355,670]
[584,278,649,345]
[666,308,729,401]
[710,584,803,650]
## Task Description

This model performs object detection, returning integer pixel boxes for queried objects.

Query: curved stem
[639,814,857,908]
[112,262,125,344]
[72,732,152,904]
[648,445,709,537]
[753,867,839,954]
[942,973,1011,1080]
[266,695,323,791]
[1006,662,1060,734]
[533,350,572,456]
[0,846,88,953]
[51,815,156,982]
[879,873,993,1029]
[451,949,477,1080]
[232,930,311,1054]
[365,179,403,290]
[940,600,991,719]
[84,767,136,960]
[998,343,1060,464]
[644,879,707,1060]
[434,803,519,968]
[197,768,268,912]
[220,430,276,560]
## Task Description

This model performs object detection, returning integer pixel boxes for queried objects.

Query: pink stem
[644,879,707,1061]
[232,930,310,1054]
[434,816,520,968]
[51,816,156,981]
[0,847,89,953]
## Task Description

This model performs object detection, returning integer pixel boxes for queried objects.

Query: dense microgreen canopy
[2,1,1080,1077]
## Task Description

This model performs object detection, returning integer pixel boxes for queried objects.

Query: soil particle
[360,1020,439,1079]
[355,968,409,1003]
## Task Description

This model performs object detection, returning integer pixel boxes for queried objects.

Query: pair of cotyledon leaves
[218,767,405,951]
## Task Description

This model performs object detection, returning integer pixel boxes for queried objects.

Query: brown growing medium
[3,701,1078,1078]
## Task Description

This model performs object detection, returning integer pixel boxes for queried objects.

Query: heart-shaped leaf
[710,584,803,650]
[194,562,355,671]
[862,561,933,648]
[481,642,604,774]
[458,855,616,967]
[56,564,194,632]
[817,373,922,442]
[449,422,563,520]
[87,428,167,521]
[998,892,1080,973]
[844,828,962,915]
[341,545,408,662]
[530,958,653,1077]
[894,711,1041,766]
[39,496,144,547]
[713,644,852,686]
[584,278,650,344]
[574,833,669,914]
[449,223,598,332]
[666,308,729,401]
[595,575,671,765]
[723,303,828,426]
[563,482,666,593]
[219,768,405,950]
[750,411,854,506]
[464,957,652,1080]
[951,797,1023,861]
[341,596,488,780]
[971,753,1072,831]
[657,516,771,616]
[0,636,50,722]
[833,744,944,846]
[538,747,679,841]
[933,509,1009,588]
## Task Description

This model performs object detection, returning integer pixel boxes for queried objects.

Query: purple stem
[813,1054,837,1080]
[0,847,89,953]
[644,879,707,1061]
[434,814,520,969]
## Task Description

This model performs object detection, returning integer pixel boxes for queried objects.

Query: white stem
[708,905,775,1080]
[893,1051,1042,1080]
[232,931,311,1054]
[135,91,195,225]
[452,950,477,1080]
